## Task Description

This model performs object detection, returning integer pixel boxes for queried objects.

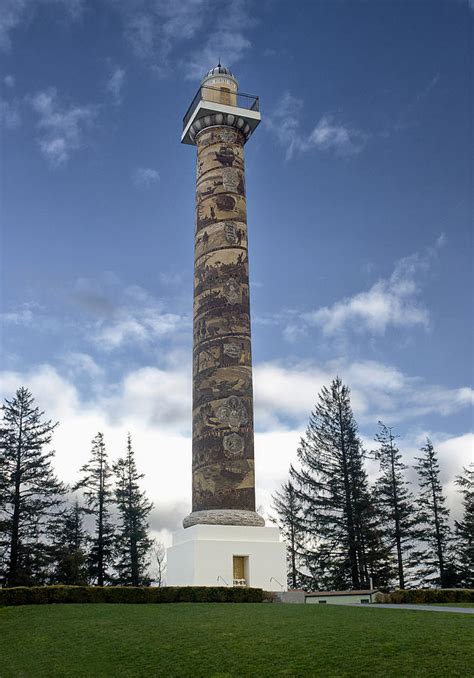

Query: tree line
[0,387,156,588]
[272,378,473,592]
[1,382,472,592]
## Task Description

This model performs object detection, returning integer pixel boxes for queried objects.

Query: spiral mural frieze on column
[191,125,256,513]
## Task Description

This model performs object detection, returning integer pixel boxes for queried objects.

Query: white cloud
[61,352,105,379]
[106,67,125,104]
[30,87,96,166]
[1,1,254,81]
[110,0,254,79]
[282,323,308,344]
[309,116,367,155]
[100,366,191,431]
[95,309,184,349]
[4,74,15,87]
[0,97,21,129]
[0,0,84,51]
[66,276,189,353]
[76,279,188,350]
[132,166,160,188]
[436,433,474,520]
[255,428,302,513]
[302,238,446,337]
[265,92,305,160]
[186,30,251,81]
[254,359,473,429]
[0,0,33,50]
[1,302,36,324]
[270,238,445,342]
[114,0,208,72]
[159,271,183,286]
[267,92,368,160]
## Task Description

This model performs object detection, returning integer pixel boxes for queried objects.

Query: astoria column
[182,65,263,529]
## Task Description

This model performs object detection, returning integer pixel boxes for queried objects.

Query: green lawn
[1,603,473,677]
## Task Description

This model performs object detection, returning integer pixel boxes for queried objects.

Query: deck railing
[183,85,259,131]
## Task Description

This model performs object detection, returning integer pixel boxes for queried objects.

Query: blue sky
[1,0,472,540]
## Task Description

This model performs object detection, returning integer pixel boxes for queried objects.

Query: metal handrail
[183,85,260,129]
[270,577,284,591]
[217,575,229,586]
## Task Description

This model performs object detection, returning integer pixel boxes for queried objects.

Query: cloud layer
[0,0,84,51]
[267,92,368,160]
[30,88,96,166]
[106,67,125,104]
[272,238,445,342]
[1,353,471,542]
[132,167,160,189]
[109,0,254,79]
[305,251,430,336]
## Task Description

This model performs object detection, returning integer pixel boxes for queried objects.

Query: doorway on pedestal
[233,555,248,586]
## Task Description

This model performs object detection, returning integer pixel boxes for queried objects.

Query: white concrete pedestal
[167,524,287,592]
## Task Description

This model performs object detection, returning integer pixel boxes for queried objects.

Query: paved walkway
[358,603,474,614]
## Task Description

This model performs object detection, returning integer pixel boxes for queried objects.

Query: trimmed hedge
[375,589,474,604]
[0,585,263,606]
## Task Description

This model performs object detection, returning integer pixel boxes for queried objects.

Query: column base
[183,509,265,528]
[167,524,287,591]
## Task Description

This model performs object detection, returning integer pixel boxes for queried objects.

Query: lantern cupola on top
[182,64,260,145]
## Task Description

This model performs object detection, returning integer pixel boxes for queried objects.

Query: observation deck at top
[181,84,261,145]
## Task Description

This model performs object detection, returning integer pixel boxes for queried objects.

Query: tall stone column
[183,124,264,528]
[167,66,287,591]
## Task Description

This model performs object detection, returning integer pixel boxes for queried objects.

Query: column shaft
[192,125,256,514]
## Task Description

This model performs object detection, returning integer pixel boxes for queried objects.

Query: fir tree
[0,387,65,586]
[271,480,306,589]
[372,422,419,588]
[358,492,395,591]
[454,464,474,588]
[414,439,452,587]
[113,434,153,586]
[290,377,380,590]
[73,432,115,586]
[50,499,88,585]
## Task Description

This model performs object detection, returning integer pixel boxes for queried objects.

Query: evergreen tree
[454,464,474,588]
[290,378,380,590]
[113,434,153,586]
[271,480,306,589]
[0,428,8,584]
[73,432,115,586]
[0,387,65,586]
[358,491,395,591]
[50,499,88,585]
[372,422,419,588]
[414,439,452,587]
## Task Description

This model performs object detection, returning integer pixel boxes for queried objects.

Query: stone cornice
[190,113,252,144]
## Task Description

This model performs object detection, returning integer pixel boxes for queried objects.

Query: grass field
[1,603,473,677]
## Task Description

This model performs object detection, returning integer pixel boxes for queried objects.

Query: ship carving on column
[182,64,264,529]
